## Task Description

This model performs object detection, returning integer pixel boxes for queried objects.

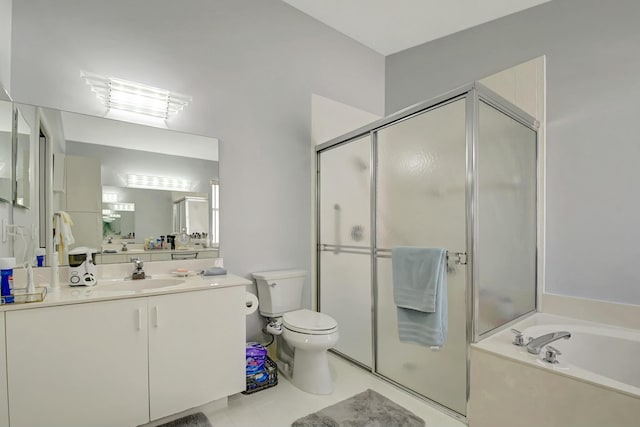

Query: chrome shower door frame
[315,81,539,421]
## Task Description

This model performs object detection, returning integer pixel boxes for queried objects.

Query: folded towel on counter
[202,267,227,276]
[392,247,448,348]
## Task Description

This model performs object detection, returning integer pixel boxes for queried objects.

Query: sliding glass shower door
[375,98,468,415]
[316,83,539,420]
[318,136,372,367]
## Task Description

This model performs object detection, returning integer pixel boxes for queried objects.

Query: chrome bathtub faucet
[543,345,562,364]
[510,329,531,347]
[526,331,571,355]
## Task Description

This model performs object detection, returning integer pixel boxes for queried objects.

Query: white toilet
[252,269,339,395]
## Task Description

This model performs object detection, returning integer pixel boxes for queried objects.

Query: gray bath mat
[292,389,425,427]
[154,412,212,427]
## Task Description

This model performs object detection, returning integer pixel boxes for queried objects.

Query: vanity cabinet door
[6,299,149,427]
[148,287,246,421]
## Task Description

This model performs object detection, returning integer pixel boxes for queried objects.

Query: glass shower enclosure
[316,82,538,419]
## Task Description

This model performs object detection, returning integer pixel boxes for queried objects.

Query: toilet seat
[283,309,337,335]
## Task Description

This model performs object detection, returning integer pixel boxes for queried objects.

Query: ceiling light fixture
[81,71,192,119]
[127,174,192,192]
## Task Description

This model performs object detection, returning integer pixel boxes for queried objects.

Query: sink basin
[98,278,185,292]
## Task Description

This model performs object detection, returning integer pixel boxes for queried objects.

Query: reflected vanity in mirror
[9,102,219,266]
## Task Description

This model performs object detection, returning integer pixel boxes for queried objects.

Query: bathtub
[521,323,640,395]
[469,313,640,427]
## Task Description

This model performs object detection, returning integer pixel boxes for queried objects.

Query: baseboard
[541,293,640,330]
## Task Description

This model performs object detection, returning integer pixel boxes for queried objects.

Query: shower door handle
[333,204,341,254]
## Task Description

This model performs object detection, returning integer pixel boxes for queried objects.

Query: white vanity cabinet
[148,287,246,420]
[3,283,247,427]
[5,299,149,427]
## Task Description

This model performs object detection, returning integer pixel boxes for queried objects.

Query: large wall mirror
[10,102,219,266]
[0,100,12,203]
[14,107,32,208]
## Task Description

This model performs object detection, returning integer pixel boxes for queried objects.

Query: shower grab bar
[318,244,467,265]
[375,248,468,265]
[318,244,370,256]
[319,244,369,251]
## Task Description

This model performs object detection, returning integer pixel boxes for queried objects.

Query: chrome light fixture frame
[81,71,192,120]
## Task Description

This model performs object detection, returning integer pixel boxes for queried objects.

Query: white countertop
[1,273,251,312]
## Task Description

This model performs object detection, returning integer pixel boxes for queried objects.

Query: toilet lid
[283,309,338,335]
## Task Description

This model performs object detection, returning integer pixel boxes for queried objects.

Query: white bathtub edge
[472,313,640,400]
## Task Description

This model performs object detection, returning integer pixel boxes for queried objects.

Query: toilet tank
[252,269,307,317]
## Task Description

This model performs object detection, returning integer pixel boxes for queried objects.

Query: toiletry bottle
[36,248,46,267]
[0,257,16,304]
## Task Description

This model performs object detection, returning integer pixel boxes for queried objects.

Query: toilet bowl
[282,309,339,395]
[252,270,339,395]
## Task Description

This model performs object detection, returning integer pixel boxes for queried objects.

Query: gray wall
[9,0,385,340]
[0,0,11,258]
[386,0,640,305]
[0,0,10,93]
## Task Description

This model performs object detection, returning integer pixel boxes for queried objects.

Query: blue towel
[202,267,227,276]
[392,247,448,347]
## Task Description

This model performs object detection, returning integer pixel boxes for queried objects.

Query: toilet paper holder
[244,292,259,315]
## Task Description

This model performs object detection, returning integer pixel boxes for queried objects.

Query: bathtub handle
[511,329,528,347]
[543,345,562,364]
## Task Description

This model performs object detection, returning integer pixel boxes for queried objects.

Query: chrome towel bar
[318,244,468,265]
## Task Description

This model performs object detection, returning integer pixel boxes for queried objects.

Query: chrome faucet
[526,331,571,355]
[130,257,146,280]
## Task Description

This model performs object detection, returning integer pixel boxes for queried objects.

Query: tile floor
[203,353,465,426]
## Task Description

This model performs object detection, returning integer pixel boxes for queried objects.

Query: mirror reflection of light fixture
[102,192,118,203]
[112,203,135,212]
[81,71,192,119]
[127,174,191,192]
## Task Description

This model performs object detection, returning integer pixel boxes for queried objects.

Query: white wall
[311,94,381,146]
[0,0,12,258]
[386,0,640,306]
[0,0,11,93]
[9,0,385,340]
